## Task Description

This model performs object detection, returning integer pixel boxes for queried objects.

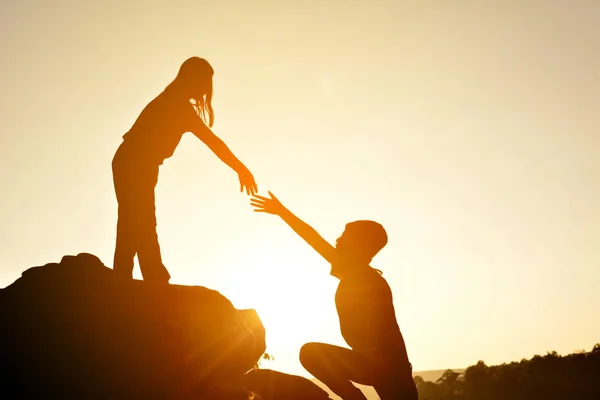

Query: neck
[331,258,371,280]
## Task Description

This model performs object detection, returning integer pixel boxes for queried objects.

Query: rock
[238,308,266,360]
[0,253,265,399]
[243,369,332,400]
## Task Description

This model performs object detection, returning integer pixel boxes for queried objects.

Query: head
[171,57,215,127]
[333,220,388,275]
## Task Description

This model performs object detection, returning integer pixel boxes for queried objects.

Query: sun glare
[211,243,340,374]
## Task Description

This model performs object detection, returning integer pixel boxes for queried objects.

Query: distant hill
[412,368,466,382]
[311,368,465,400]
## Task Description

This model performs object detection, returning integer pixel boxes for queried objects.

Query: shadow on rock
[0,253,265,399]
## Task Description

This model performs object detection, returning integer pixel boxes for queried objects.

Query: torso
[120,90,199,166]
[335,267,411,366]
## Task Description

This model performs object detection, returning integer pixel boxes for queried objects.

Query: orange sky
[1,0,599,378]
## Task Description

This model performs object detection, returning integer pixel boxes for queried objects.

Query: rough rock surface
[0,253,265,399]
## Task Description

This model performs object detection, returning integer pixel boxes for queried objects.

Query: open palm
[250,192,284,215]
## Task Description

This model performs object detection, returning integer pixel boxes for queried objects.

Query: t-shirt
[334,266,411,366]
[122,91,206,165]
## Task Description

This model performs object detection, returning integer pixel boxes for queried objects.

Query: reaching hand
[238,167,258,196]
[250,191,285,215]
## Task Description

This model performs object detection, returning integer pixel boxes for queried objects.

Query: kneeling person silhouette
[250,192,418,400]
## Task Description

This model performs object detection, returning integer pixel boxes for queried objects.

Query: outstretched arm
[191,121,257,195]
[193,127,242,170]
[251,192,336,264]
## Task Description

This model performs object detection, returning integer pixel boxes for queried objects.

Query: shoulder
[367,268,392,292]
[361,266,389,283]
[153,91,196,117]
[363,270,394,304]
[343,268,392,295]
[336,270,394,310]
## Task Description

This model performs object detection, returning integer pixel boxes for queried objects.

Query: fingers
[239,176,258,196]
[249,182,257,197]
[252,195,270,202]
[250,200,266,208]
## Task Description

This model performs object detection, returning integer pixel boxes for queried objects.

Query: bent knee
[299,342,323,367]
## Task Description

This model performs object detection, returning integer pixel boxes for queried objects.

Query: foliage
[252,352,275,370]
[414,344,600,400]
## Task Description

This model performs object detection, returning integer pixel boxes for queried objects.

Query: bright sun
[213,245,342,374]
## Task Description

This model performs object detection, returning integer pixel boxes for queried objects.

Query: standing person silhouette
[112,57,257,284]
[250,192,417,400]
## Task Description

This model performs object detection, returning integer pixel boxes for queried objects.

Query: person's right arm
[251,192,337,264]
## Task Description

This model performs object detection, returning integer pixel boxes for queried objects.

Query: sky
[1,0,599,378]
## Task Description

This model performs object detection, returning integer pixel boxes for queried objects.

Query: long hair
[173,57,215,127]
[193,77,214,128]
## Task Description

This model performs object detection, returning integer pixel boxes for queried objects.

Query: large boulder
[0,253,265,399]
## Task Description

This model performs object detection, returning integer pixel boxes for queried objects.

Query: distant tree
[413,376,425,386]
[436,370,461,400]
[415,378,442,400]
[462,360,490,400]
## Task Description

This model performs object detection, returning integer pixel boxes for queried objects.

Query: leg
[113,157,137,279]
[374,381,418,400]
[112,153,170,283]
[372,356,418,400]
[299,343,375,400]
[113,204,137,279]
[134,181,170,284]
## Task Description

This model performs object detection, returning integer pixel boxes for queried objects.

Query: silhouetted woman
[112,57,257,284]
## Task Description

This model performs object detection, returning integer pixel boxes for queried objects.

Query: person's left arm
[189,112,257,196]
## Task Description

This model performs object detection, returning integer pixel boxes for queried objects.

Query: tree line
[414,344,600,400]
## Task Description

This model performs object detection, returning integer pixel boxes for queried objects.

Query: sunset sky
[1,0,599,378]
